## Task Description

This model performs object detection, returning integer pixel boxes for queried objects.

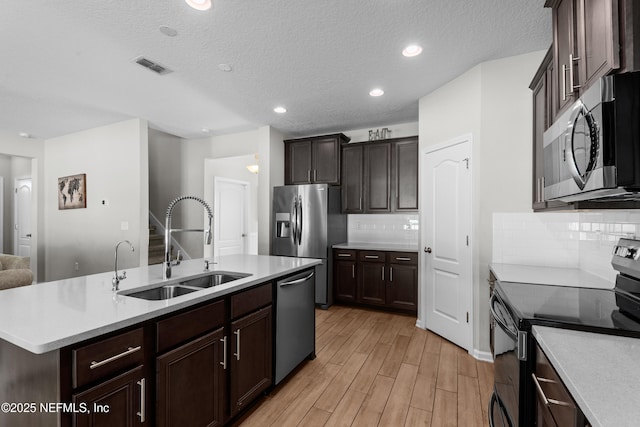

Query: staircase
[148,225,165,265]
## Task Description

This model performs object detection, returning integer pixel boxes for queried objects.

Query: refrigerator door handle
[291,197,298,243]
[297,195,303,245]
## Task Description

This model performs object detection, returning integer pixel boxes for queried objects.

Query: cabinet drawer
[333,249,356,260]
[535,345,580,426]
[387,252,418,265]
[231,283,272,319]
[359,251,386,262]
[156,299,225,353]
[73,327,144,389]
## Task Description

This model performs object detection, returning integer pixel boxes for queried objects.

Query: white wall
[419,50,546,355]
[44,119,148,280]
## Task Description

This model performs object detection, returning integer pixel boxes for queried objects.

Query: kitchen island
[0,254,321,426]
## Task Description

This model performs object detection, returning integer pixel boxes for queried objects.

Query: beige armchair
[0,254,34,290]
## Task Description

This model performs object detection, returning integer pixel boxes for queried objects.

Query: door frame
[14,177,32,257]
[418,134,474,352]
[213,176,250,258]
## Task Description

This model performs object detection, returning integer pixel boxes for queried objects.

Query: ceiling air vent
[134,56,173,75]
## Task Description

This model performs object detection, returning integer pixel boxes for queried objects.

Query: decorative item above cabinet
[284,133,350,185]
[341,136,418,214]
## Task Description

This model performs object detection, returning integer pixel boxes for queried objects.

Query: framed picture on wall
[58,173,86,210]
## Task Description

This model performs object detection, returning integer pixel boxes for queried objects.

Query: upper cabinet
[341,136,419,214]
[284,133,350,185]
[546,0,620,118]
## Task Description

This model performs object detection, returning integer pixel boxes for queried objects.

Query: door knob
[424,247,432,253]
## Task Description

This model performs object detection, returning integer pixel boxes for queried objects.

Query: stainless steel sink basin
[179,272,251,289]
[124,285,198,300]
[121,271,251,300]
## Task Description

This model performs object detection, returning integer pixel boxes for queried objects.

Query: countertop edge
[0,256,322,354]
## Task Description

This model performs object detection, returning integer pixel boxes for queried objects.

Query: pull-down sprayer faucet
[164,195,213,280]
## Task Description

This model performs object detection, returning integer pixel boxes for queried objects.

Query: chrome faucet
[113,240,135,291]
[164,195,213,280]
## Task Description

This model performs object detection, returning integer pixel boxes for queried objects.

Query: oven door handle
[489,390,514,427]
[489,293,517,341]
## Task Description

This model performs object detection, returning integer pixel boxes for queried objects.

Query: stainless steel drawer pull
[137,378,146,422]
[89,346,141,369]
[220,336,228,370]
[395,257,411,261]
[234,329,241,361]
[365,255,379,259]
[337,253,352,257]
[352,265,355,278]
[531,374,572,407]
[390,267,393,282]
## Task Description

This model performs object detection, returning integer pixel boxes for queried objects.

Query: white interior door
[14,178,32,257]
[214,177,249,257]
[422,136,472,351]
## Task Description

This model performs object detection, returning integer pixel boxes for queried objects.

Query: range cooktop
[496,281,640,337]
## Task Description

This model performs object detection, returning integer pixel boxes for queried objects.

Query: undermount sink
[121,271,252,301]
[124,285,198,301]
[179,272,251,289]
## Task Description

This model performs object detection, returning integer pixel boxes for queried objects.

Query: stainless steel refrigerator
[272,184,346,308]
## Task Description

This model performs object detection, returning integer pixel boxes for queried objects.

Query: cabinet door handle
[365,255,379,259]
[89,346,141,370]
[314,169,317,181]
[352,264,355,278]
[390,267,393,282]
[137,378,146,423]
[531,374,572,407]
[395,257,411,261]
[337,253,351,257]
[569,53,581,92]
[307,170,311,182]
[562,63,568,101]
[381,266,385,281]
[234,329,241,361]
[220,336,228,370]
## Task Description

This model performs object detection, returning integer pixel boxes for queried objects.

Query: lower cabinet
[72,365,146,427]
[156,328,226,427]
[334,249,418,313]
[66,281,275,427]
[230,306,273,416]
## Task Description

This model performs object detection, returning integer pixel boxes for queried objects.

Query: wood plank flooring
[234,305,494,427]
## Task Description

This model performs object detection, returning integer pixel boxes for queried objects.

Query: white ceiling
[0,0,551,140]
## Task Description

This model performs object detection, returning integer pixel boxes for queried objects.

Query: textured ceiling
[0,0,551,140]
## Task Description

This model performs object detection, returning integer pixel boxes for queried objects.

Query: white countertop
[0,255,320,354]
[333,242,419,252]
[490,263,613,289]
[533,326,640,427]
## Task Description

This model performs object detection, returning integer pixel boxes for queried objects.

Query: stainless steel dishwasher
[275,268,316,384]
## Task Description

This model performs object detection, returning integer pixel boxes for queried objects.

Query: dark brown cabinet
[333,249,357,302]
[156,329,226,427]
[341,144,364,213]
[334,249,417,313]
[341,136,419,214]
[72,365,146,427]
[357,251,387,306]
[229,306,272,416]
[284,133,350,185]
[546,0,620,118]
[534,341,588,427]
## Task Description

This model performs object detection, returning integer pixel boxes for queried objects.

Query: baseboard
[472,349,493,362]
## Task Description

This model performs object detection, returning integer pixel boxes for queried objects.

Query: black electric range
[489,238,640,427]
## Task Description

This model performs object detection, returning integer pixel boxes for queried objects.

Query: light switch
[121,221,129,231]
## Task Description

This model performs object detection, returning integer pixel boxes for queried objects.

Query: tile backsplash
[493,211,640,282]
[348,214,419,246]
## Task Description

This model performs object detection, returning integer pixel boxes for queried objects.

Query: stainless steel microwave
[543,71,640,202]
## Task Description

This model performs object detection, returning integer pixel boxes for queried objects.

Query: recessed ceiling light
[402,44,423,57]
[18,132,31,138]
[201,128,211,133]
[159,26,178,37]
[369,88,384,97]
[185,0,212,11]
[218,63,232,72]
[274,106,287,114]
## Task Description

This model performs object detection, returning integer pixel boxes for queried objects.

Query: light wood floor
[235,305,494,427]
